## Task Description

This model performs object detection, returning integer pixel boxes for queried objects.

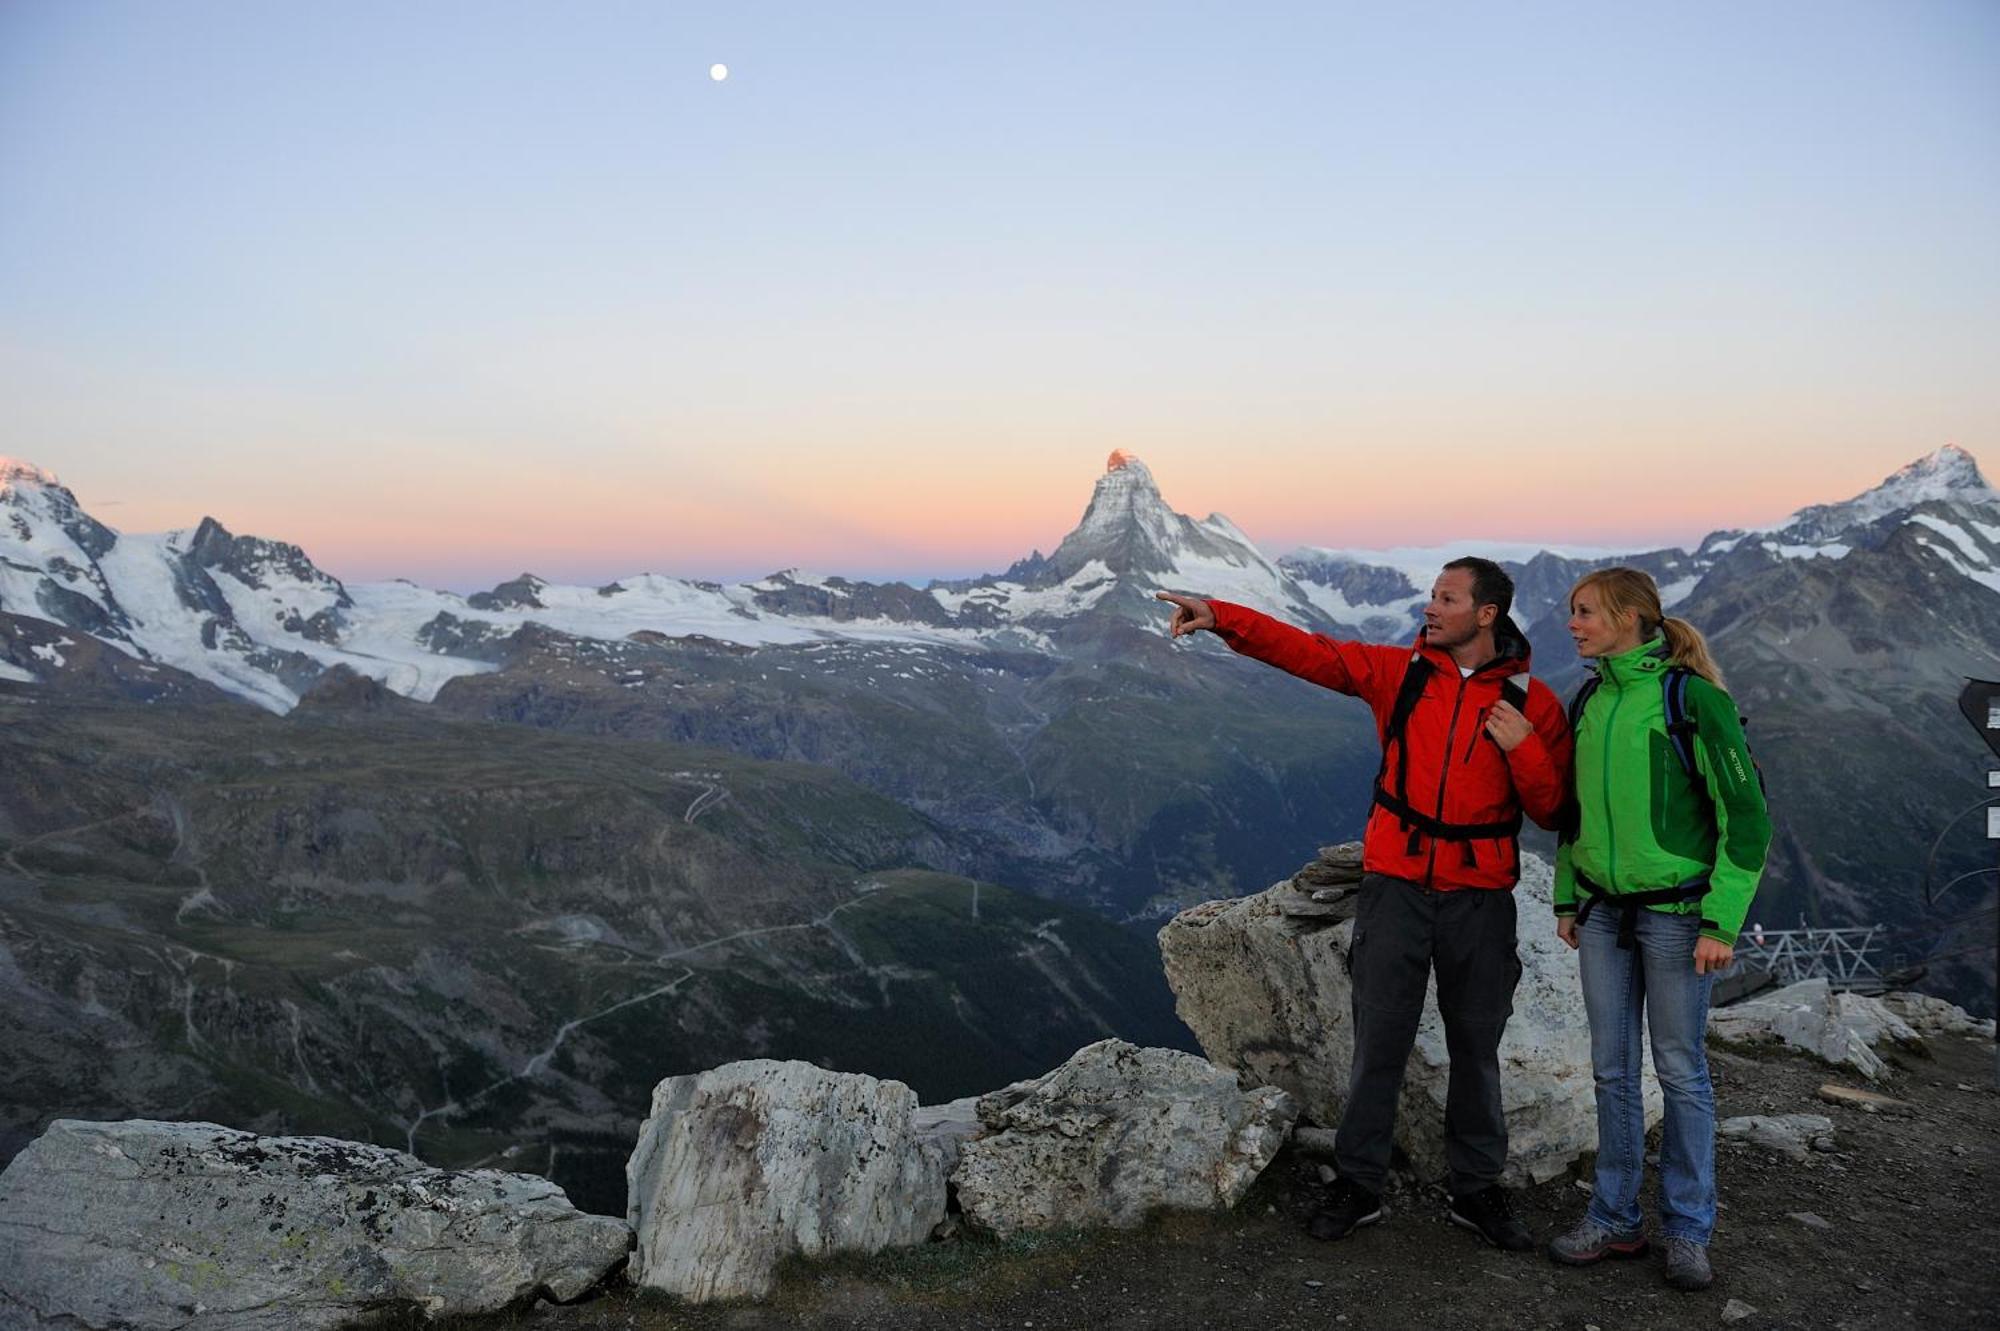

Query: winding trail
[402,968,697,1155]
[1,805,150,877]
[669,769,730,824]
[399,886,886,1155]
[651,892,876,966]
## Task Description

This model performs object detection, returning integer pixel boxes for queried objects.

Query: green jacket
[1552,638,1771,946]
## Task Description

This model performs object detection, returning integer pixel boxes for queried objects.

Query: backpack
[1565,664,1767,813]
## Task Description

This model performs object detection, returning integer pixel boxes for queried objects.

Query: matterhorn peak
[1065,451,1169,550]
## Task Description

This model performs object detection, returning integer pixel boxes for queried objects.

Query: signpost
[1952,680,2000,1082]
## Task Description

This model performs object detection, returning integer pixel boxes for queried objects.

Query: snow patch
[1908,514,1990,566]
[1657,576,1700,609]
[1917,541,2000,596]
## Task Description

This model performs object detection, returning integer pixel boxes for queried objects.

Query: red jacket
[1210,601,1572,891]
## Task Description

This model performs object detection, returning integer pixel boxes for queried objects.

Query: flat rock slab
[0,1118,630,1331]
[626,1061,945,1304]
[1718,1113,1836,1161]
[951,1040,1296,1239]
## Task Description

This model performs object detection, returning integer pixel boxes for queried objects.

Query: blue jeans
[1577,903,1717,1244]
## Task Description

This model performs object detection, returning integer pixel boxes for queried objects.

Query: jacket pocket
[1651,731,1718,860]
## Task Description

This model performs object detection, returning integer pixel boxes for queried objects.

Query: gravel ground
[435,1032,2000,1331]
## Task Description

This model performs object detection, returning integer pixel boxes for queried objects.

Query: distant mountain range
[5,446,1997,920]
[4,447,1995,710]
[2,446,1996,1196]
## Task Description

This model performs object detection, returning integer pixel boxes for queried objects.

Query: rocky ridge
[4,840,1988,1327]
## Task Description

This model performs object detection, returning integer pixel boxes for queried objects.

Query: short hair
[1443,556,1513,618]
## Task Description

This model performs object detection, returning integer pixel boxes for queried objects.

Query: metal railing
[1729,923,1887,992]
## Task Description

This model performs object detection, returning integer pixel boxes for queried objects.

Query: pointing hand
[1154,591,1216,638]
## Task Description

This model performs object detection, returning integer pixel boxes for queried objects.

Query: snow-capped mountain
[1761,444,1996,546]
[1282,444,2000,638]
[1,446,1995,713]
[0,452,1337,710]
[1727,445,2000,596]
[931,452,1334,633]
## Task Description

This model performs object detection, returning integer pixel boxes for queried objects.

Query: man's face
[1425,568,1493,650]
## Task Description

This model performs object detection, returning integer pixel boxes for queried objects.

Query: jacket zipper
[1427,674,1470,888]
[1600,679,1623,893]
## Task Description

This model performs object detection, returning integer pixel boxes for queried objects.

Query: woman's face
[1568,586,1640,658]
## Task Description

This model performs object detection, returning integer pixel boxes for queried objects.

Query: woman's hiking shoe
[1663,1236,1714,1291]
[1547,1217,1651,1266]
[1447,1185,1534,1251]
[1306,1178,1384,1241]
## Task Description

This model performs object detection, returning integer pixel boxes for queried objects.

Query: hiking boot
[1447,1185,1534,1251]
[1547,1216,1650,1266]
[1306,1178,1384,1241]
[1663,1236,1714,1291]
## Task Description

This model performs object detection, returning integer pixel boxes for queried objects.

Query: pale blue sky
[2,1,1996,588]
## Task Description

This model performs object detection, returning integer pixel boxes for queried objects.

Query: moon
[709,63,728,82]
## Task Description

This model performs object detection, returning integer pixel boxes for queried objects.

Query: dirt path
[452,1033,1998,1331]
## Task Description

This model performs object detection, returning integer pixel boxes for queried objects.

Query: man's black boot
[1306,1178,1384,1241]
[1447,1184,1534,1251]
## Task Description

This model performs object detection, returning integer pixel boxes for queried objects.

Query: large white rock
[0,1119,629,1331]
[1158,851,1660,1186]
[950,1039,1296,1239]
[1878,990,1997,1039]
[625,1061,945,1303]
[1710,979,1924,1081]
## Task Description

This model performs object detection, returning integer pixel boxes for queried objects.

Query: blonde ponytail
[1660,616,1725,689]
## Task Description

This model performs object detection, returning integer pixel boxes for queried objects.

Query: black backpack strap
[1373,652,1434,853]
[1370,787,1523,841]
[1566,673,1600,737]
[1381,651,1432,756]
[1557,674,1602,844]
[1661,666,1700,782]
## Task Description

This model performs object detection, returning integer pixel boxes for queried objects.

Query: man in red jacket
[1157,557,1570,1252]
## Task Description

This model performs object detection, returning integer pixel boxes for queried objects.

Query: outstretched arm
[1157,593,1402,703]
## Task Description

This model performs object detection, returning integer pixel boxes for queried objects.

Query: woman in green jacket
[1546,568,1771,1292]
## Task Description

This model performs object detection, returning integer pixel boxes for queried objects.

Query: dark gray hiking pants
[1333,872,1522,1198]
